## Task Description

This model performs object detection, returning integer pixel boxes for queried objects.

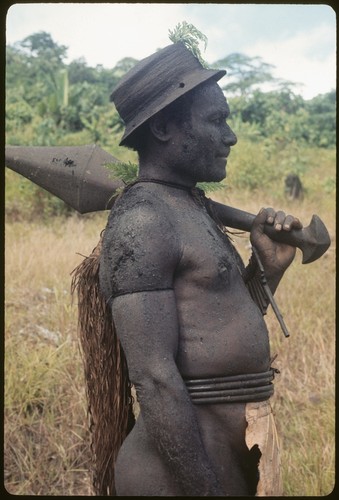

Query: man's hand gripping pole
[211,201,331,265]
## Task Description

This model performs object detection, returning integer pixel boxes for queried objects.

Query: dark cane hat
[110,42,226,146]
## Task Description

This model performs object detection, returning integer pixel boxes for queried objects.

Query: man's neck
[138,161,196,189]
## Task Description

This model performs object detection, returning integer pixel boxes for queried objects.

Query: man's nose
[223,125,237,147]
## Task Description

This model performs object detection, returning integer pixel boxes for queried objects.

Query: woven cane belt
[184,369,275,404]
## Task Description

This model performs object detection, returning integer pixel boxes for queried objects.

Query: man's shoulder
[103,183,181,251]
[114,183,174,215]
[108,183,178,232]
[100,183,182,297]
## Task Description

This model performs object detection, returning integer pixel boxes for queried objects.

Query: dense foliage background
[6,31,336,149]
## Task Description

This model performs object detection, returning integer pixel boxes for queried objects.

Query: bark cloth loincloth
[245,400,283,496]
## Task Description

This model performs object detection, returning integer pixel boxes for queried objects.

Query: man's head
[152,80,237,184]
[111,41,237,184]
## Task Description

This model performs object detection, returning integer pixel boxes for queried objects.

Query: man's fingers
[272,210,286,231]
[282,214,302,231]
[262,207,275,224]
[258,208,303,232]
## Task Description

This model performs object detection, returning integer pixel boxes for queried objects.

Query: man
[99,41,301,496]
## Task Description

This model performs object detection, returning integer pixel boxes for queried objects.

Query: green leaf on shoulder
[105,160,224,194]
[105,161,139,185]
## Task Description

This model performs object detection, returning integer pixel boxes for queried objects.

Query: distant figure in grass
[285,173,304,200]
[79,26,302,496]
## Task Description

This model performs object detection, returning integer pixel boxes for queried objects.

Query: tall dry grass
[4,214,107,495]
[4,178,335,495]
[213,184,336,496]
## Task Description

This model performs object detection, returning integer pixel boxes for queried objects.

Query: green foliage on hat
[168,21,209,68]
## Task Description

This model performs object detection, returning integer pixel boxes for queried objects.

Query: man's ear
[149,112,172,142]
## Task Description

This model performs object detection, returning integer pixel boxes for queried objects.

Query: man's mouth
[216,155,228,162]
[216,150,230,160]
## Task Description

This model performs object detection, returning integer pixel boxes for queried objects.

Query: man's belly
[174,280,271,379]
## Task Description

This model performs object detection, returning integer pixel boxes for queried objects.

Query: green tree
[19,31,67,63]
[304,91,336,147]
[231,90,303,127]
[68,57,99,85]
[228,88,336,148]
[17,32,67,99]
[214,53,275,96]
[6,32,69,137]
[111,57,139,80]
[213,52,298,97]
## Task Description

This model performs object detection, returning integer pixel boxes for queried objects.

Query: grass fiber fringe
[71,232,135,496]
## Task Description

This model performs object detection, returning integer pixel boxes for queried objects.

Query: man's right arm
[101,203,224,495]
[112,290,223,496]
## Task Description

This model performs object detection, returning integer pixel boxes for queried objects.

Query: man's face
[170,81,237,184]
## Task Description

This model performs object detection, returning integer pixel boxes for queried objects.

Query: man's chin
[194,163,226,183]
[203,170,226,183]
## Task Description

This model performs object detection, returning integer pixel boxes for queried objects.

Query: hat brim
[119,67,226,146]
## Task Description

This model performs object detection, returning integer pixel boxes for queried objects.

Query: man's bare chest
[174,203,243,289]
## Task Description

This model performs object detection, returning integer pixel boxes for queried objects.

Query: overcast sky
[6,3,336,100]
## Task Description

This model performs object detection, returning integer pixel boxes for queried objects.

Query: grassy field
[4,153,335,495]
